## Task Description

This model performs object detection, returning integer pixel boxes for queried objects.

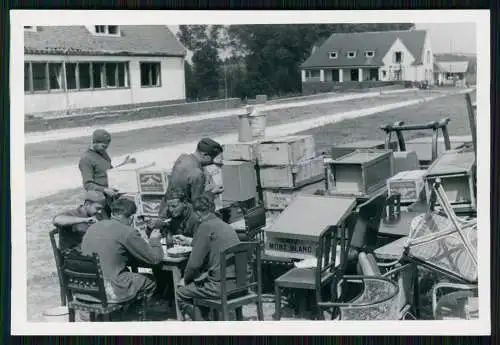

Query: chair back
[61,249,109,307]
[338,275,400,320]
[351,193,387,251]
[220,241,261,302]
[315,212,358,302]
[49,228,67,306]
[243,205,266,243]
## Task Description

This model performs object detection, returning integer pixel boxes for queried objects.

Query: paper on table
[293,249,341,269]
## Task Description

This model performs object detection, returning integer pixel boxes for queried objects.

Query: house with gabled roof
[24,25,187,114]
[300,30,433,93]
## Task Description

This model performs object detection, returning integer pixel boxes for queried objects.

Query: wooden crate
[262,180,325,210]
[425,150,476,212]
[326,149,394,197]
[137,170,169,194]
[387,170,427,204]
[222,161,258,203]
[331,140,397,160]
[137,194,164,217]
[264,194,356,260]
[222,140,261,162]
[392,151,419,174]
[259,156,324,189]
[258,135,316,166]
[107,162,155,194]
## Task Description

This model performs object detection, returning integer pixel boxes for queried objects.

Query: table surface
[266,194,357,237]
[378,211,424,237]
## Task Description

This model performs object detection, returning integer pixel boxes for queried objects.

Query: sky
[169,22,477,60]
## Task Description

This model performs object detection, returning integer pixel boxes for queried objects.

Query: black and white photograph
[10,10,490,336]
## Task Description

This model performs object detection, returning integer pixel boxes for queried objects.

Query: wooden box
[331,140,397,160]
[424,150,476,212]
[107,162,155,194]
[262,180,325,210]
[138,194,164,217]
[326,149,394,197]
[387,170,427,203]
[392,151,419,174]
[264,194,356,260]
[222,161,258,203]
[137,170,169,194]
[259,156,324,189]
[258,135,316,166]
[222,141,261,162]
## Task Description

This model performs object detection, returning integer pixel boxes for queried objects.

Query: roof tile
[301,30,427,68]
[24,25,186,57]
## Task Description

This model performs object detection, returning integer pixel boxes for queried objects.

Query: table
[160,255,188,321]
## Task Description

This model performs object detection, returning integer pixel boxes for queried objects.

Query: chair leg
[68,308,76,322]
[274,285,282,320]
[235,307,243,321]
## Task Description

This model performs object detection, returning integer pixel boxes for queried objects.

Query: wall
[301,80,403,95]
[24,54,186,114]
[380,38,418,82]
[420,32,434,83]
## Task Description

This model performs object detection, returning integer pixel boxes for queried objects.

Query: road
[25,91,442,173]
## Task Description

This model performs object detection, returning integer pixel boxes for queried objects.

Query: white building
[300,30,433,92]
[24,25,187,114]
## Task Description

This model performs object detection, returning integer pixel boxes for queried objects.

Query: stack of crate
[257,135,325,217]
[107,163,169,234]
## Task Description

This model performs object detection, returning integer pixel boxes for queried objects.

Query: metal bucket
[250,112,267,139]
[43,306,69,323]
[237,113,253,142]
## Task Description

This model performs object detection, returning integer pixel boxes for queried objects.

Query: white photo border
[10,9,491,336]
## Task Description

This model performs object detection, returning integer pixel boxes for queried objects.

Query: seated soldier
[154,189,201,243]
[52,190,106,252]
[81,198,163,303]
[176,193,241,321]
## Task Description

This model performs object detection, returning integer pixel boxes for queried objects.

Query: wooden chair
[274,213,358,320]
[193,241,263,321]
[432,282,478,319]
[49,228,67,306]
[61,249,148,322]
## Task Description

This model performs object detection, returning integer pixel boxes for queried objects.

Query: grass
[25,90,475,322]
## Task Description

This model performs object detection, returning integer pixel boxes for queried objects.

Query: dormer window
[365,50,375,58]
[93,25,120,36]
[24,26,37,32]
[347,51,357,59]
[328,51,338,59]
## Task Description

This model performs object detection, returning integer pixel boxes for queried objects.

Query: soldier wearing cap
[52,190,107,251]
[165,138,224,205]
[78,129,133,216]
[176,193,240,321]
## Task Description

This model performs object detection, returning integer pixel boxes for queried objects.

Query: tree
[177,25,223,100]
[226,23,415,98]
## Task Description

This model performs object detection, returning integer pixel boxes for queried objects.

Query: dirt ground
[25,90,476,321]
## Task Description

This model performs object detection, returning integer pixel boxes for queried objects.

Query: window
[31,63,48,91]
[79,63,92,89]
[94,25,120,36]
[382,70,387,78]
[65,63,78,90]
[426,51,431,64]
[140,62,161,87]
[347,51,357,58]
[24,63,31,91]
[394,51,402,63]
[25,61,130,93]
[305,70,320,79]
[49,63,64,90]
[364,50,375,58]
[328,51,338,59]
